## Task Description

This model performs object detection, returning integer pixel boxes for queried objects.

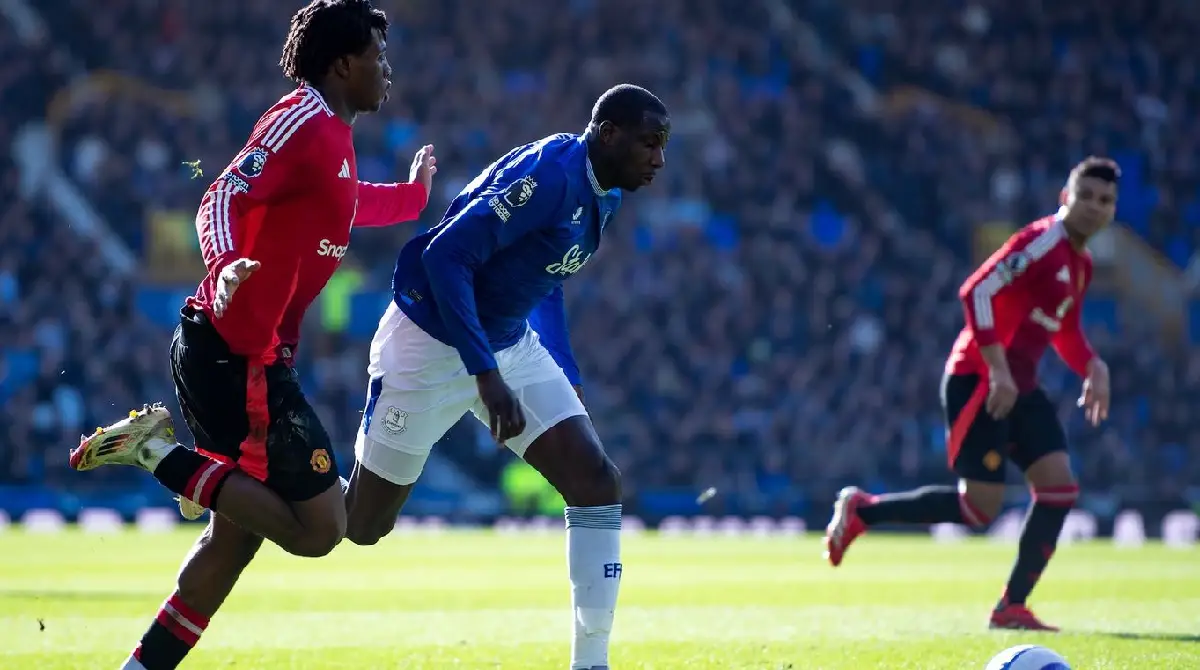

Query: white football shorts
[354,301,587,485]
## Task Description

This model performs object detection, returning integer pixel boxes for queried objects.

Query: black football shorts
[941,373,1068,483]
[169,306,339,501]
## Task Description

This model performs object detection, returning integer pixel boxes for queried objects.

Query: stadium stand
[2,0,1197,524]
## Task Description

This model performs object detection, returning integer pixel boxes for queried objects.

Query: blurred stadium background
[2,0,1200,538]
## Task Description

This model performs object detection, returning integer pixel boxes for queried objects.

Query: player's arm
[528,285,583,387]
[353,144,436,228]
[1051,295,1097,377]
[959,233,1048,416]
[420,168,568,375]
[959,235,1050,367]
[353,181,429,227]
[1052,263,1110,424]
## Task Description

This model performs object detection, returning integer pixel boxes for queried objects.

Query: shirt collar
[581,136,610,197]
[586,157,611,197]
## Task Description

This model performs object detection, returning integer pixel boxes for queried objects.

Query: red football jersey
[946,215,1096,391]
[188,86,428,363]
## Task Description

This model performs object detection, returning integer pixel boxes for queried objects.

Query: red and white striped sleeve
[959,222,1064,346]
[194,89,330,274]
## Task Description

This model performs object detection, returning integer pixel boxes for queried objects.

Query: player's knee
[343,464,414,546]
[1024,451,1076,489]
[562,454,621,507]
[289,524,344,557]
[959,480,1004,527]
[281,493,348,557]
[344,492,402,546]
[1027,454,1080,509]
[345,512,394,546]
[597,457,622,502]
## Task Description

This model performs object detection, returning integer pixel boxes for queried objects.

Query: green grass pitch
[0,527,1197,668]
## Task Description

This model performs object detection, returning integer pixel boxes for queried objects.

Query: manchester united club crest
[310,448,332,474]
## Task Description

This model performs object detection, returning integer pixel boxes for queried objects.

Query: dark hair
[279,0,388,85]
[590,84,667,129]
[1071,156,1121,183]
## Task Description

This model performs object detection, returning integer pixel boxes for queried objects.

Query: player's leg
[825,374,1005,566]
[120,514,261,669]
[520,417,620,670]
[344,381,476,544]
[990,388,1076,631]
[344,457,413,545]
[344,305,481,544]
[118,348,345,669]
[475,334,617,670]
[343,404,469,544]
[72,315,345,557]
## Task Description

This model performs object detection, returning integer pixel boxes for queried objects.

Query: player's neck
[311,83,357,126]
[1062,222,1089,251]
[584,138,618,191]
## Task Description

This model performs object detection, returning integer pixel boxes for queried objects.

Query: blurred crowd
[2,0,1197,515]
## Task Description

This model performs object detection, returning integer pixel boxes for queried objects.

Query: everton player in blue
[344,84,668,670]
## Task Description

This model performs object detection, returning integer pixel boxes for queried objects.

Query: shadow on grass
[1088,631,1200,644]
[0,589,151,603]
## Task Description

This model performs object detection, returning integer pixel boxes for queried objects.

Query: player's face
[609,113,669,192]
[1063,176,1117,237]
[349,29,391,113]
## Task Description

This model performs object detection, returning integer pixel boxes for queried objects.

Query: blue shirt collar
[581,136,610,197]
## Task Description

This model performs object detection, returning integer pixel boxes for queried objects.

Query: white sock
[120,655,148,669]
[138,437,178,471]
[565,504,622,670]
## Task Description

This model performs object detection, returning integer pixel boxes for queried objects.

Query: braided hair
[279,0,388,85]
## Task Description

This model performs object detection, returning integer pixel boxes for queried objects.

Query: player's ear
[597,120,618,145]
[332,55,353,80]
[1058,187,1068,206]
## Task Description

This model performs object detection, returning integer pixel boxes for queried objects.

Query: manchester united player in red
[66,2,435,668]
[823,157,1118,631]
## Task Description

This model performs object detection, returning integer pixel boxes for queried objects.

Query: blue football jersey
[391,134,622,382]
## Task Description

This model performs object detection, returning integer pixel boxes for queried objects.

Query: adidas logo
[338,159,351,179]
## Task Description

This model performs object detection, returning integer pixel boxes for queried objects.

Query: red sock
[999,484,1080,607]
[152,447,235,511]
[129,593,210,670]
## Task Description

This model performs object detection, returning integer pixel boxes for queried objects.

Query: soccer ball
[984,645,1070,670]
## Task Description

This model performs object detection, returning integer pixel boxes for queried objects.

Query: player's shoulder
[1006,214,1067,257]
[501,134,580,174]
[493,135,581,196]
[247,86,339,155]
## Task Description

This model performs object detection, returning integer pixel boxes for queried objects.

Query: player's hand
[986,368,1019,419]
[409,144,437,196]
[476,369,525,443]
[213,258,261,318]
[1078,358,1110,426]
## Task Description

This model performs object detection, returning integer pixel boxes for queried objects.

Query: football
[985,644,1071,670]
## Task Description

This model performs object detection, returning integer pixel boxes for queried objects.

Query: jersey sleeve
[528,285,582,386]
[353,181,429,228]
[1051,262,1097,376]
[198,134,310,275]
[421,166,569,375]
[959,231,1051,347]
